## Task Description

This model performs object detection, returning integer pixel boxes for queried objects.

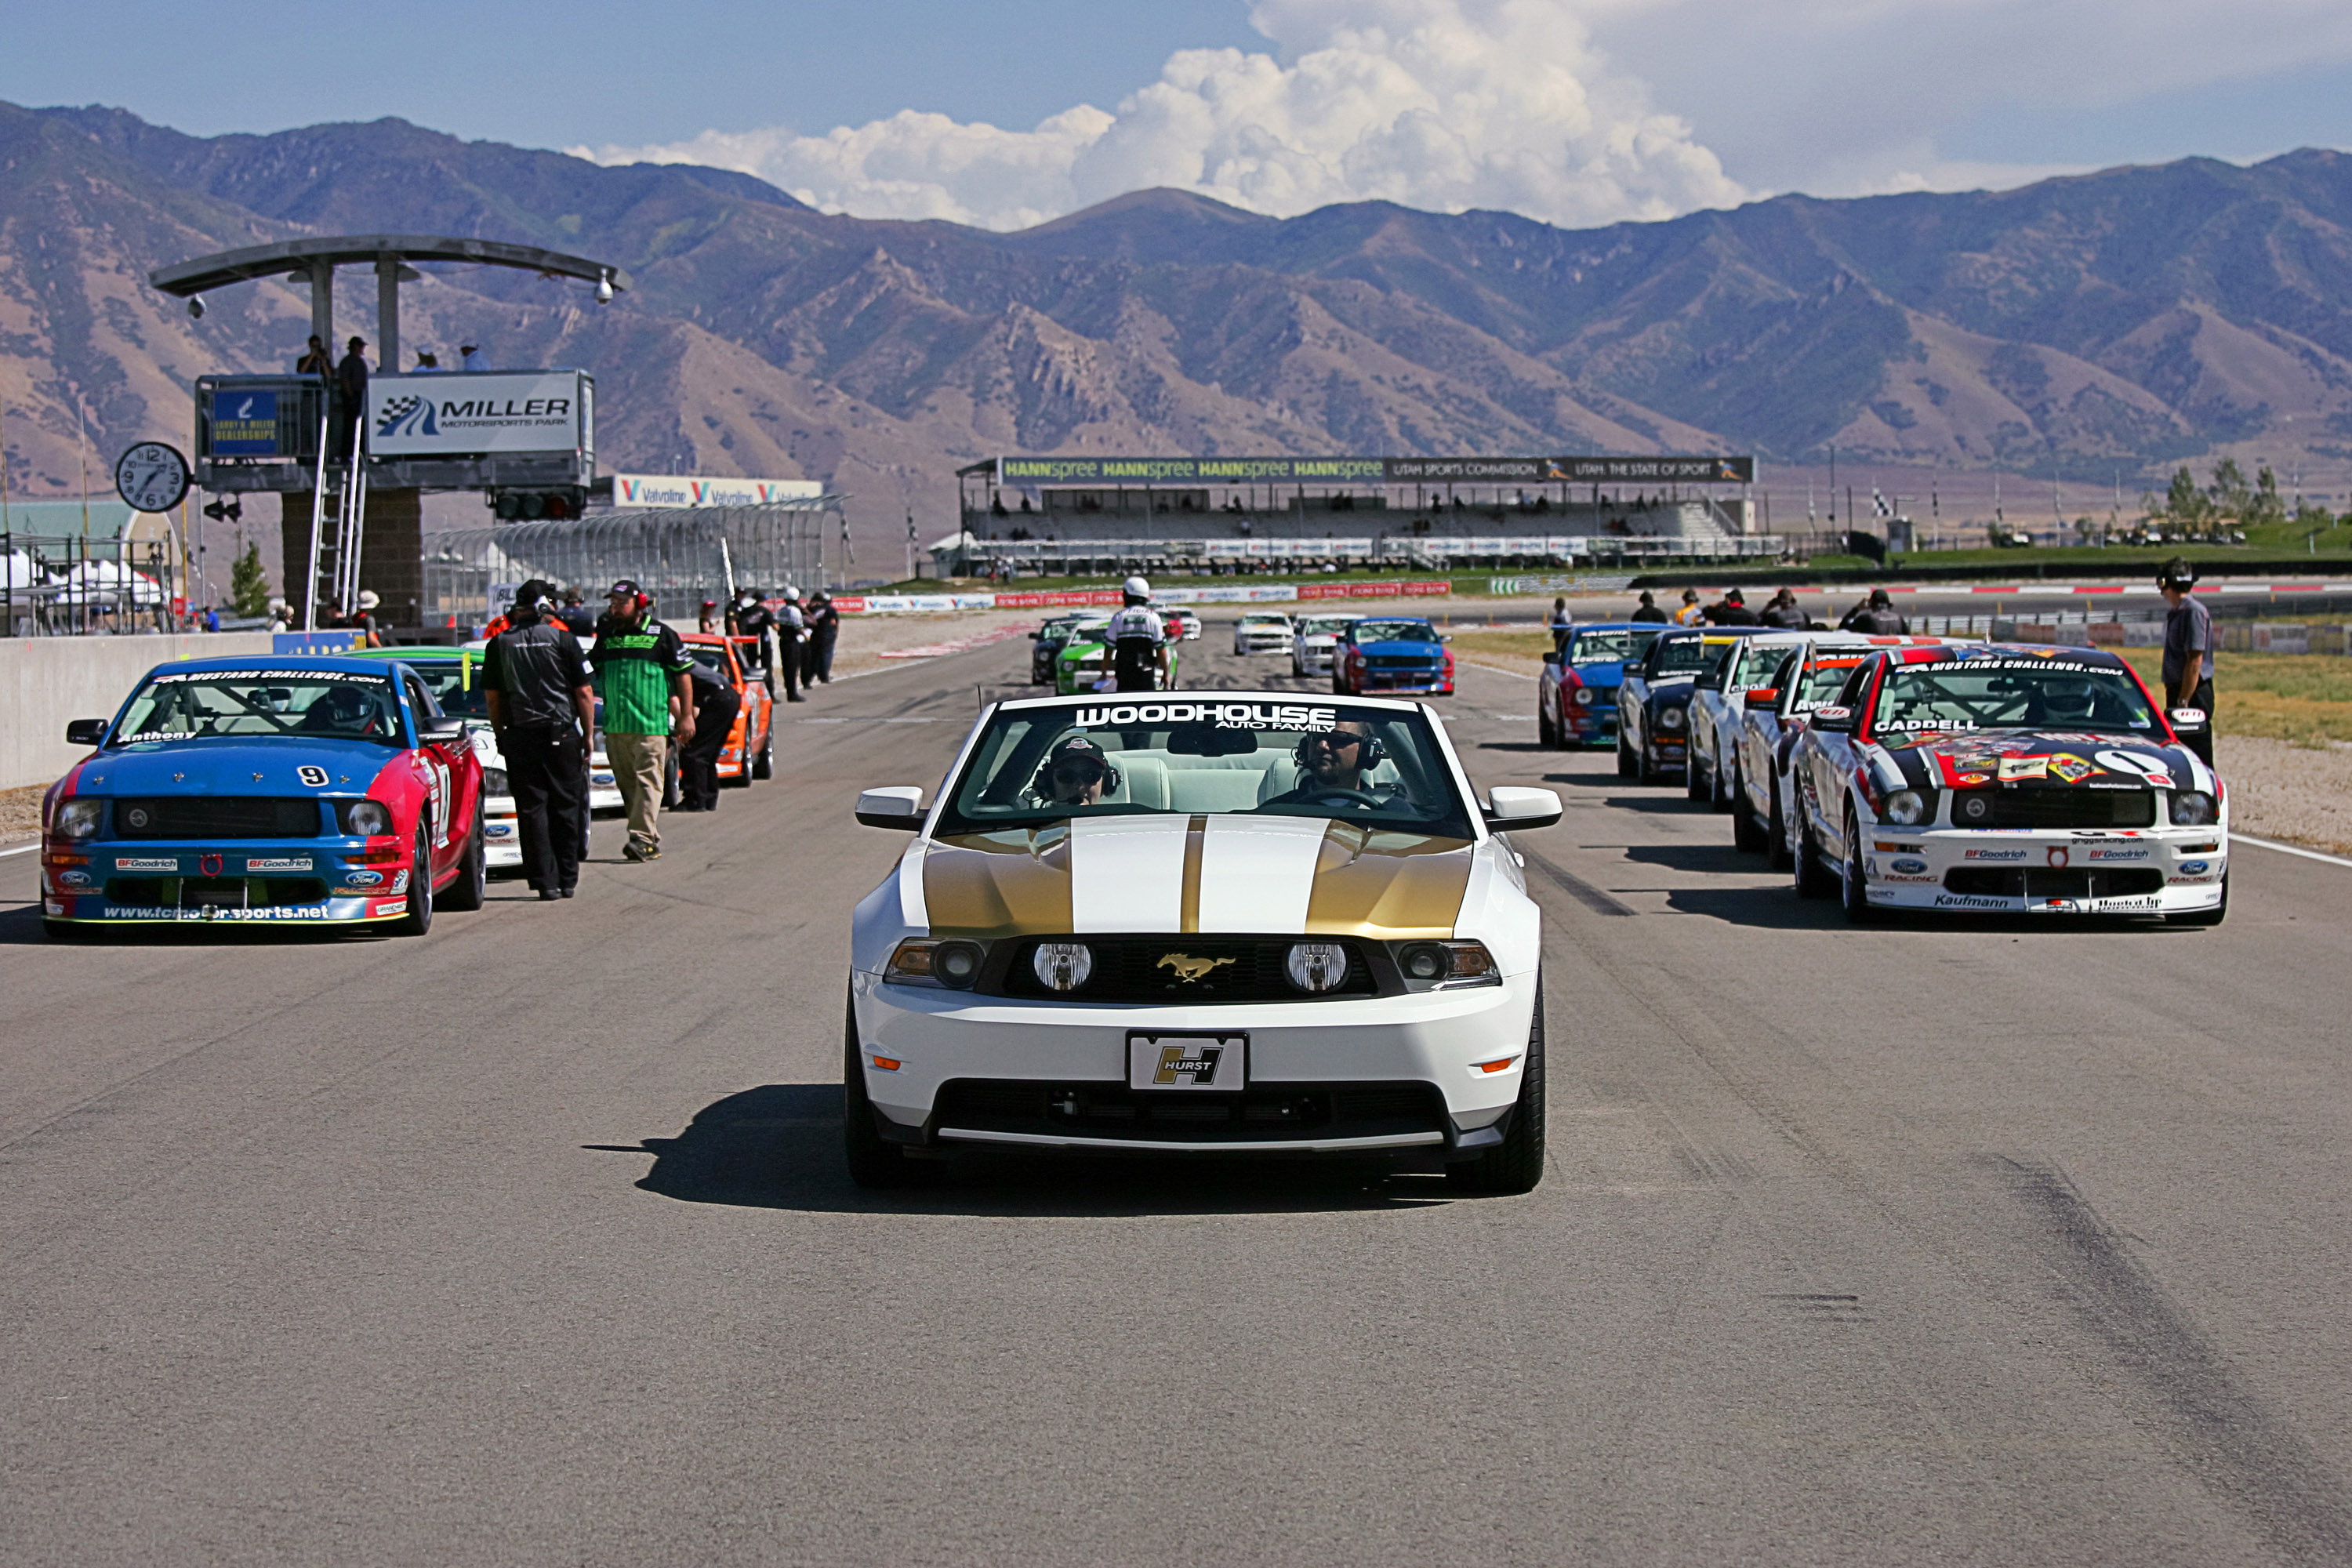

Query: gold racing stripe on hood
[924,818,1472,938]
[1303,822,1473,939]
[922,827,1073,938]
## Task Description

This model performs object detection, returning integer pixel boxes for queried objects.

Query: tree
[2247,466,2287,529]
[229,541,270,618]
[2165,466,2207,526]
[2207,458,2251,523]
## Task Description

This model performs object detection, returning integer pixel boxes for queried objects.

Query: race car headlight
[1657,706,1686,731]
[53,799,102,840]
[2170,789,2216,827]
[1882,788,1930,826]
[1284,942,1349,993]
[1574,688,1595,706]
[481,766,510,796]
[1031,942,1093,993]
[885,938,985,989]
[340,799,393,837]
[1392,939,1501,990]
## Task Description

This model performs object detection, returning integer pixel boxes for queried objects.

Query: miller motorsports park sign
[993,455,1755,485]
[367,372,593,459]
[611,474,824,508]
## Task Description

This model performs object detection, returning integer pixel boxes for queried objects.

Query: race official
[1671,589,1704,626]
[483,580,594,900]
[806,590,840,684]
[1108,575,1168,692]
[776,587,809,702]
[676,660,742,812]
[591,579,695,862]
[1630,590,1669,624]
[2159,558,2216,764]
[1548,597,1573,655]
[1704,588,1759,626]
[1842,587,1908,635]
[728,589,776,676]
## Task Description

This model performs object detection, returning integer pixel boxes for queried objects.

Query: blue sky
[9,1,2351,230]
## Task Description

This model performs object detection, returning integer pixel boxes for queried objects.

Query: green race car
[1054,618,1180,694]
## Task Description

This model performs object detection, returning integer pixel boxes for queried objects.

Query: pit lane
[2,625,2350,1564]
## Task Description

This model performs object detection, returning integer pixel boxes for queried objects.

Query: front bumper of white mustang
[848,968,1535,1156]
[1858,826,2227,915]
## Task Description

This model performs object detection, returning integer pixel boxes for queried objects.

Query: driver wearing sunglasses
[1025,734,1116,807]
[1265,720,1400,811]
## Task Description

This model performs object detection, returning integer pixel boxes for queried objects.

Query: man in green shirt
[590,579,695,862]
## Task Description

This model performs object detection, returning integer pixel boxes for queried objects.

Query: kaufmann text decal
[368,372,590,456]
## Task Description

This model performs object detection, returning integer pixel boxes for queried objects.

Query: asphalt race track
[5,627,2351,1566]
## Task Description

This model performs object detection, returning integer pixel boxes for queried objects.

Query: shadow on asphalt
[601,1083,1466,1216]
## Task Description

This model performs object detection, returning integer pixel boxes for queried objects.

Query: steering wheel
[1298,786,1387,809]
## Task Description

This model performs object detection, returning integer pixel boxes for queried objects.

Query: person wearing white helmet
[1108,575,1169,692]
[776,584,809,702]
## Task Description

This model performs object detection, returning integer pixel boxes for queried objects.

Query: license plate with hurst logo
[1127,1032,1247,1091]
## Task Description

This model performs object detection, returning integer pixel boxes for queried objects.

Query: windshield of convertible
[1871,658,2157,735]
[1350,619,1437,644]
[113,669,404,745]
[406,659,489,718]
[1566,627,1658,665]
[935,700,1475,839]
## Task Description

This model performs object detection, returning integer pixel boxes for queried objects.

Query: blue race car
[1331,615,1454,695]
[41,655,488,938]
[1537,622,1662,748]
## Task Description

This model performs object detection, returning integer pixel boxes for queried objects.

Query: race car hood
[1871,729,2208,792]
[920,817,1474,939]
[1355,638,1443,657]
[1564,661,1626,691]
[71,736,406,796]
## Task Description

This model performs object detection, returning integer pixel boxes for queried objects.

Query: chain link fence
[423,499,845,630]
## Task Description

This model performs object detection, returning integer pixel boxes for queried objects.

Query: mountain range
[5,98,2352,564]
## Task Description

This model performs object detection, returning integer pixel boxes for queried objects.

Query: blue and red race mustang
[41,655,487,938]
[1330,615,1454,696]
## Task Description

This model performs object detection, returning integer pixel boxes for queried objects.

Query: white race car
[1232,612,1294,655]
[1785,643,2227,922]
[1290,613,1360,677]
[846,691,1562,1190]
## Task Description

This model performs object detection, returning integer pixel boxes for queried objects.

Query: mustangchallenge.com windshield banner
[368,372,592,457]
[993,456,1754,485]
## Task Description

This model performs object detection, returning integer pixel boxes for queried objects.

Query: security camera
[187,296,205,320]
[595,270,614,305]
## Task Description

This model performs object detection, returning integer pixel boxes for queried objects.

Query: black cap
[1869,587,1893,607]
[514,578,555,607]
[1045,735,1110,772]
[2158,557,2198,590]
[607,579,643,599]
[1726,588,1745,604]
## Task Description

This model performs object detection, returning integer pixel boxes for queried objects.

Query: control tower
[151,236,630,633]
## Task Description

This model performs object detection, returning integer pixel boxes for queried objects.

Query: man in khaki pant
[590,579,695,862]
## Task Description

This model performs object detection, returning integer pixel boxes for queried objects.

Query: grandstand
[948,455,1779,576]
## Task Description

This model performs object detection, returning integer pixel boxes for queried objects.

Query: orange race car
[680,632,776,786]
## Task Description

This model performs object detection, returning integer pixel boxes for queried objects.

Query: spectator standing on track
[1108,576,1168,692]
[1671,589,1704,626]
[676,659,742,812]
[350,590,386,648]
[775,587,808,702]
[1759,588,1806,628]
[806,590,840,684]
[1630,590,1669,624]
[591,579,695,862]
[555,589,596,637]
[1548,597,1573,655]
[1705,589,1759,626]
[484,579,594,901]
[2159,559,2216,765]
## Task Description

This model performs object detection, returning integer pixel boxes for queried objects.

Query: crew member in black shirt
[806,590,840,684]
[677,660,742,811]
[483,579,595,899]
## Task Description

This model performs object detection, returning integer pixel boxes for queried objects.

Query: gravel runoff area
[1,782,41,842]
[2219,736,2352,858]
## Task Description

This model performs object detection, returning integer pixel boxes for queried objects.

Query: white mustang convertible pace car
[847,692,1563,1191]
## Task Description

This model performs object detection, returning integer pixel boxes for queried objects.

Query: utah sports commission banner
[831,581,1450,614]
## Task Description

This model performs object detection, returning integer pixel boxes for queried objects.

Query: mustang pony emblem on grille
[1156,953,1237,983]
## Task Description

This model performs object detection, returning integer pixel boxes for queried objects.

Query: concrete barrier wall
[2,634,275,792]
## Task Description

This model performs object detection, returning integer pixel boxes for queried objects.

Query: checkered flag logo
[376,394,437,439]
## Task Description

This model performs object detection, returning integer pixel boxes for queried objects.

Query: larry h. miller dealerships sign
[367,371,593,459]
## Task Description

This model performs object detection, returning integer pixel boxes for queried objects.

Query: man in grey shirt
[2158,558,2215,764]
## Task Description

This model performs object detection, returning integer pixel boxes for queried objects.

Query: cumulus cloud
[574,0,1746,231]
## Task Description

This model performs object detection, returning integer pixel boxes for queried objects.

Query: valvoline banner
[611,474,825,508]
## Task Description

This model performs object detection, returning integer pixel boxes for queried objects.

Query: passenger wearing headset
[1024,735,1119,808]
[1262,720,1403,811]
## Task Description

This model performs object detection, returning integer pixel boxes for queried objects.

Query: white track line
[0,843,37,859]
[2230,833,2352,869]
[1457,659,1537,681]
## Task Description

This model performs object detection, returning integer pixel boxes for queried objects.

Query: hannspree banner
[368,372,590,456]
